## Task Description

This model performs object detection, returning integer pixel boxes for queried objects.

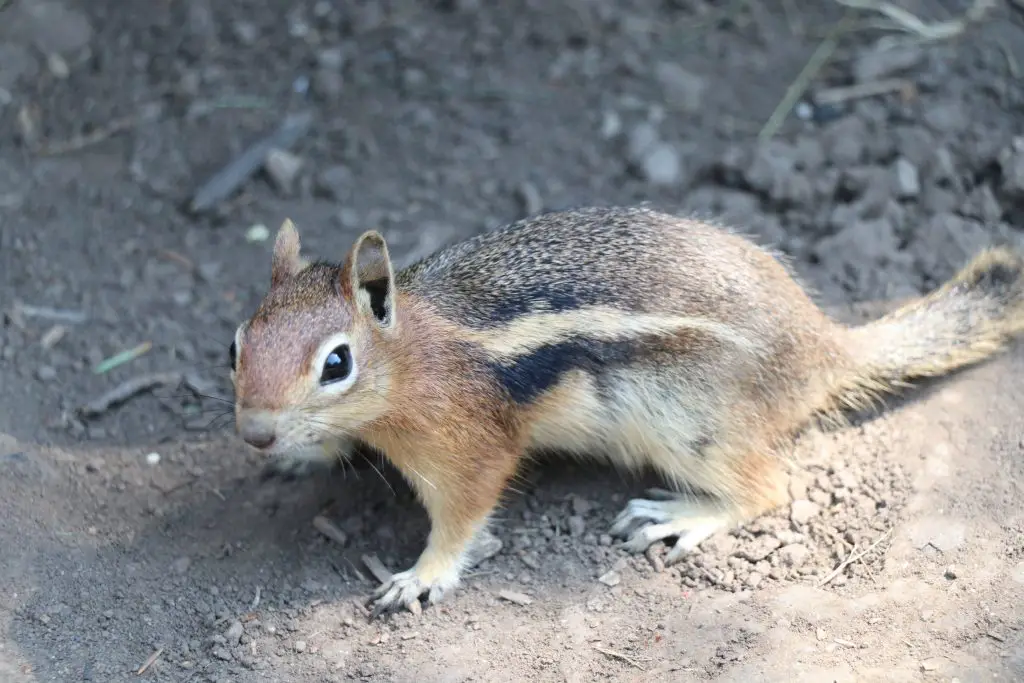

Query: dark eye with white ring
[320,345,352,385]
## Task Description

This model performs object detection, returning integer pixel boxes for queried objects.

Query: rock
[316,47,346,70]
[570,495,593,516]
[597,570,621,587]
[943,565,958,580]
[813,216,918,298]
[852,43,924,82]
[738,536,781,562]
[640,143,683,187]
[232,21,259,45]
[515,181,543,216]
[655,62,707,113]
[264,149,304,195]
[293,640,307,653]
[929,147,959,188]
[998,137,1024,202]
[46,52,69,79]
[910,213,1010,282]
[744,142,813,207]
[0,44,39,90]
[921,186,960,216]
[821,117,868,167]
[893,126,937,169]
[776,543,810,568]
[787,475,810,502]
[700,533,737,557]
[892,158,920,199]
[567,515,586,537]
[600,110,622,139]
[960,184,1002,223]
[171,557,191,575]
[790,500,821,526]
[314,165,354,201]
[312,68,344,101]
[625,123,683,186]
[627,122,659,159]
[924,101,969,134]
[35,365,57,382]
[224,620,244,645]
[4,0,94,54]
[745,571,764,589]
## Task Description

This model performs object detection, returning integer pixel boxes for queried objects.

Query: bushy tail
[829,246,1024,414]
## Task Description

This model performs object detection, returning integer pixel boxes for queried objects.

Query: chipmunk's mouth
[260,438,346,464]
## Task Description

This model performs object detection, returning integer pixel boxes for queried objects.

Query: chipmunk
[230,206,1024,617]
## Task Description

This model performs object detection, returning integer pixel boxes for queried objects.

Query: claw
[367,567,459,618]
[610,492,731,564]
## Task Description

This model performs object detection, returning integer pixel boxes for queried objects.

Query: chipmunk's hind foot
[610,488,732,565]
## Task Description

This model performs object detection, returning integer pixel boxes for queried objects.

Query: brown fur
[231,207,1024,616]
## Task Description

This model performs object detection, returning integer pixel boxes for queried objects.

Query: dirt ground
[2,0,1024,681]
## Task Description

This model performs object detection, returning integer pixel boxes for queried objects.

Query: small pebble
[36,365,57,382]
[598,570,621,587]
[640,143,683,187]
[246,225,270,242]
[40,325,66,350]
[264,148,304,195]
[944,565,958,580]
[145,452,160,466]
[790,500,821,526]
[567,515,586,537]
[224,620,244,644]
[515,181,543,216]
[293,640,307,653]
[46,53,70,79]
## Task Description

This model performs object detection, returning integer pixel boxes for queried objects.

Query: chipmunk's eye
[320,344,352,385]
[229,341,237,371]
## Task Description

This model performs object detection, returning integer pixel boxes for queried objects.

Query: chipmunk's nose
[237,411,278,450]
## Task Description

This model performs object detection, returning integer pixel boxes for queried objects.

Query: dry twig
[136,647,164,675]
[79,372,183,418]
[189,110,313,213]
[817,527,893,587]
[312,515,348,547]
[759,12,855,143]
[593,645,647,671]
[39,104,162,156]
[361,554,393,585]
[833,0,996,42]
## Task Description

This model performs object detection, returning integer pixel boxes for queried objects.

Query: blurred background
[1,1,1023,681]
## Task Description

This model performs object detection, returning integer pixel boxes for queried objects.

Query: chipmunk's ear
[270,218,306,288]
[341,230,396,329]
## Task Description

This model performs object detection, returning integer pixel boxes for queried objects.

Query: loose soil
[1,0,1024,681]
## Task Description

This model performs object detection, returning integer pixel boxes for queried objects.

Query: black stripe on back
[485,338,638,405]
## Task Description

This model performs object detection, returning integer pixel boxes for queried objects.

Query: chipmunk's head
[230,219,399,459]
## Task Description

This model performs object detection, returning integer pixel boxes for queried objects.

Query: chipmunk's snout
[236,410,279,451]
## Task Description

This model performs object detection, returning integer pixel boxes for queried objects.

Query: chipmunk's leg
[609,444,788,566]
[370,445,516,617]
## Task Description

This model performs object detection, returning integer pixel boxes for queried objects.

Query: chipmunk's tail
[825,246,1024,415]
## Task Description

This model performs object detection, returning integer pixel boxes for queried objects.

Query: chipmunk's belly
[525,369,709,474]
[525,370,608,454]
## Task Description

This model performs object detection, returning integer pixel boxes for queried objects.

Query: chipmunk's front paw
[369,567,460,618]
